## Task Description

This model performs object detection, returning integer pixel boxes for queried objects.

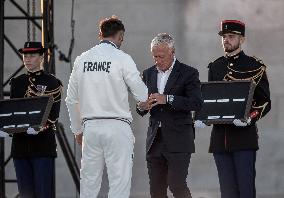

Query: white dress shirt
[157,57,176,94]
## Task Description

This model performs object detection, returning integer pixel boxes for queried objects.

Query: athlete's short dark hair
[99,16,125,39]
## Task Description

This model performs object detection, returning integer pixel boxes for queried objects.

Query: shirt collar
[27,69,44,76]
[226,50,244,60]
[99,40,118,49]
[157,57,176,73]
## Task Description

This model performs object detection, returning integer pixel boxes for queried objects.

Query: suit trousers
[146,128,192,198]
[80,119,135,198]
[13,157,55,198]
[213,150,256,198]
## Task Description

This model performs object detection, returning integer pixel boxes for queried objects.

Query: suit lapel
[164,60,181,94]
[149,67,158,93]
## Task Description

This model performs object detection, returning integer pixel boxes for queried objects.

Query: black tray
[195,80,256,124]
[0,96,53,133]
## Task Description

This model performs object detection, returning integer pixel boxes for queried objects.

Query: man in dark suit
[137,33,202,198]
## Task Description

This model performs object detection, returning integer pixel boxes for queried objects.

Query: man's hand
[26,127,39,135]
[137,101,151,111]
[0,130,9,138]
[149,93,167,107]
[75,133,83,145]
[233,117,251,127]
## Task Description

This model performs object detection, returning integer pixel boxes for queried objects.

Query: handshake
[137,93,167,111]
[194,117,252,128]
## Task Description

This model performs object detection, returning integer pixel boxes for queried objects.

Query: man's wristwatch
[167,95,174,105]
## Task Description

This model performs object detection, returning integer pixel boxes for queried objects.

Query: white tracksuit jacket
[65,41,148,134]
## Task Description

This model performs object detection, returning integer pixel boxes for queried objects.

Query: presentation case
[0,96,53,134]
[195,80,256,124]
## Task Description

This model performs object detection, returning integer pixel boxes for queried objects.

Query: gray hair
[151,33,175,49]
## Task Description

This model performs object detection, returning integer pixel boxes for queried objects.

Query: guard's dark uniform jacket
[208,51,271,153]
[10,70,62,158]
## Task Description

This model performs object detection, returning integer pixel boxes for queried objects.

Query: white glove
[194,120,207,128]
[0,130,9,138]
[26,127,39,135]
[233,118,251,127]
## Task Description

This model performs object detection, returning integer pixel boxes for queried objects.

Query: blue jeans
[13,157,55,198]
[213,150,256,198]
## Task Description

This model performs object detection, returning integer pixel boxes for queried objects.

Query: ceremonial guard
[10,41,62,198]
[196,20,271,198]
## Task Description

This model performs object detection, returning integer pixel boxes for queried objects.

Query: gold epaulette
[253,56,263,64]
[253,56,267,69]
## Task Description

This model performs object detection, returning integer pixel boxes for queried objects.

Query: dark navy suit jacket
[137,60,202,153]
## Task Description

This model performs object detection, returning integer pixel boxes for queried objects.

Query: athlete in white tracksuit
[65,17,148,198]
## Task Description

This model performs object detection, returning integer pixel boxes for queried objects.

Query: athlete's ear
[119,31,124,42]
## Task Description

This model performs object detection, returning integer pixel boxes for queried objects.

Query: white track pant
[80,119,134,198]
